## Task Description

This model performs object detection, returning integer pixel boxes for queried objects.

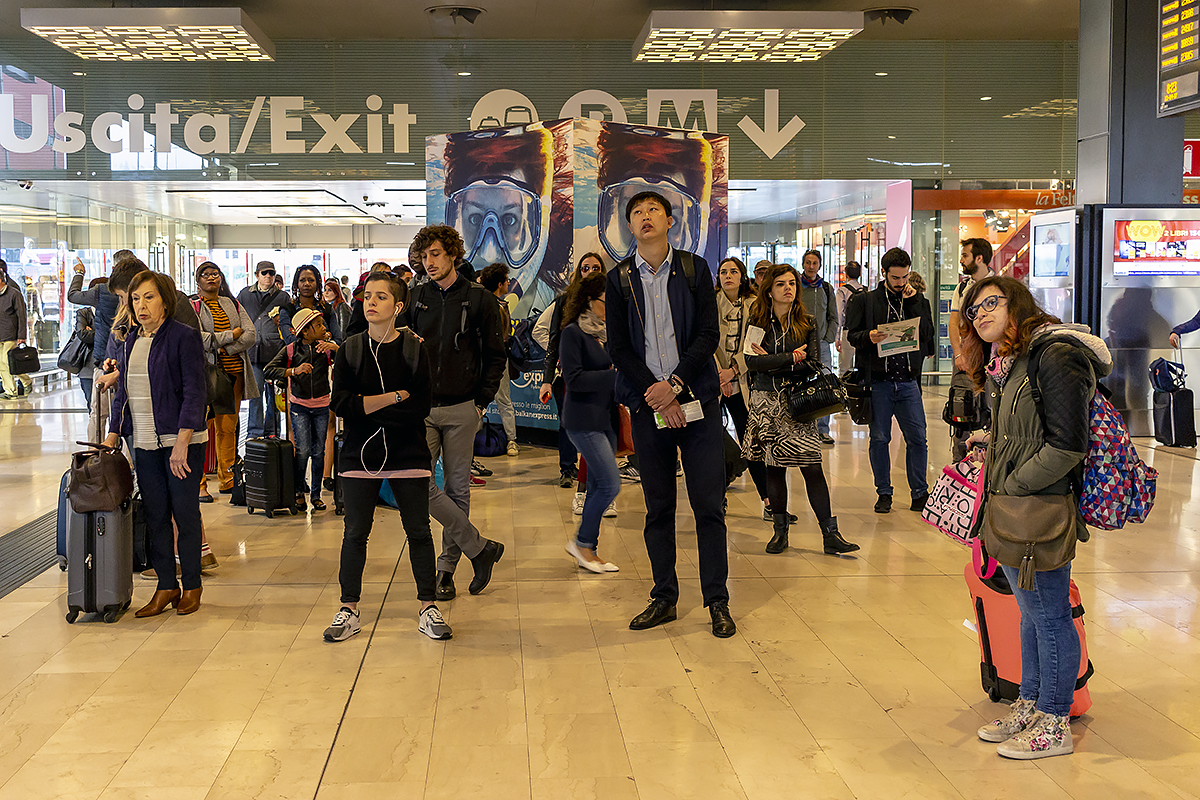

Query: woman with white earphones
[323,271,451,643]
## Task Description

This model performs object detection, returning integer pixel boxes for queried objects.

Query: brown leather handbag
[67,442,134,514]
[616,405,635,457]
[981,493,1077,591]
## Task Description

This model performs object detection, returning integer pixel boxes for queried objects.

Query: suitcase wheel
[58,556,67,572]
[103,610,118,624]
[289,506,299,516]
[987,686,1002,703]
[65,608,79,624]
[265,508,274,519]
[247,506,255,515]
[335,507,344,516]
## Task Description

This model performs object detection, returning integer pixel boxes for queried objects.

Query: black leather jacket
[744,312,821,392]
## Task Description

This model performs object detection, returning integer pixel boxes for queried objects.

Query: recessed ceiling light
[633,10,863,63]
[887,135,896,139]
[875,71,888,76]
[21,6,274,61]
[980,96,993,101]
[458,71,471,76]
[72,71,85,75]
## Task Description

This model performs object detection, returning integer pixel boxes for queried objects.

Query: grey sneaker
[419,604,452,640]
[997,712,1073,760]
[978,697,1038,742]
[323,607,361,642]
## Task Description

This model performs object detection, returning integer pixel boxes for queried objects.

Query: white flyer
[743,325,766,356]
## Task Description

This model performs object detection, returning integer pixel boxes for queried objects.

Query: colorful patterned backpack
[1028,339,1157,531]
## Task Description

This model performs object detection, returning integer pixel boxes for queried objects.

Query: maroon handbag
[67,442,134,513]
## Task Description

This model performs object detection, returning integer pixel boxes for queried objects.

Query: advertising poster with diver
[426,118,728,430]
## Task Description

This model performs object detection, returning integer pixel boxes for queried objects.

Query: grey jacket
[801,280,838,344]
[193,295,260,400]
[0,278,27,342]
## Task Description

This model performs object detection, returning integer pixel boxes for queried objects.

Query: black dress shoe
[709,600,736,638]
[874,494,892,514]
[910,492,929,512]
[468,540,504,595]
[435,570,456,601]
[629,599,677,630]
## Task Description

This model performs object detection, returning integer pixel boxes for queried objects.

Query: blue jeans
[1000,562,1080,716]
[291,404,329,501]
[248,363,278,438]
[868,380,928,498]
[566,428,620,551]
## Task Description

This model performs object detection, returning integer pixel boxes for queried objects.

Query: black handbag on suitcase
[7,342,40,375]
[1153,389,1196,447]
[244,436,298,518]
[65,500,134,624]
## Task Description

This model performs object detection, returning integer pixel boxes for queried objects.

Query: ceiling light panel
[634,11,862,64]
[21,7,274,62]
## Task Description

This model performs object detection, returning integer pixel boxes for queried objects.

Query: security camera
[17,180,32,190]
[363,195,369,202]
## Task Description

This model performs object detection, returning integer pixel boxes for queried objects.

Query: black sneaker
[874,494,892,514]
[471,459,493,477]
[910,492,929,512]
[559,470,575,488]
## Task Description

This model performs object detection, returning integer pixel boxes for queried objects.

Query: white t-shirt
[949,269,995,316]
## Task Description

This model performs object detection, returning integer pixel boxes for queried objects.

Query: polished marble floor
[1,385,1199,799]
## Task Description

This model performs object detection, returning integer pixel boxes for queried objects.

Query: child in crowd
[264,307,337,511]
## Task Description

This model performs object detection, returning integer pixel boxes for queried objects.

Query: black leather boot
[766,513,790,554]
[822,516,860,555]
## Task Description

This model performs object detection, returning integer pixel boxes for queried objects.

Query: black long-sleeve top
[330,330,432,473]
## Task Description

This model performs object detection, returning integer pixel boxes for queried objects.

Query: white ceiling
[24,179,427,226]
[0,1,1080,42]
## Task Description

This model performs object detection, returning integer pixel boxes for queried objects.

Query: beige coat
[715,290,753,406]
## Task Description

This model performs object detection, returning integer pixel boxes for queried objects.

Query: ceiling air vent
[426,6,486,25]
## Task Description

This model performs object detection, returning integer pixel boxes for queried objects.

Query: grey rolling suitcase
[65,500,134,624]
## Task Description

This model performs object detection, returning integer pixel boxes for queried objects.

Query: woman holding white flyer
[741,263,859,556]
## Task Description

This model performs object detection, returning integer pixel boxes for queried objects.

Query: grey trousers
[494,376,518,442]
[427,400,488,573]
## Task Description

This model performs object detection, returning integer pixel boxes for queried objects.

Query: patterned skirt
[741,389,822,468]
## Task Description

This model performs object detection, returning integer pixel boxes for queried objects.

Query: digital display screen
[1032,222,1072,278]
[1160,0,1200,116]
[1112,219,1200,275]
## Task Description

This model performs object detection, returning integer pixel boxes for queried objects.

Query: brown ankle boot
[135,589,181,618]
[176,587,203,615]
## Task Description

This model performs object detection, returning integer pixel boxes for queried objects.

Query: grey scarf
[577,310,607,345]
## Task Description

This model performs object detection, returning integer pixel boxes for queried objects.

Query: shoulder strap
[286,342,294,364]
[679,251,697,291]
[401,329,421,374]
[344,332,365,375]
[618,260,634,300]
[191,297,202,315]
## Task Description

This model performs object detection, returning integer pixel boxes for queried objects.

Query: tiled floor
[1,385,1199,799]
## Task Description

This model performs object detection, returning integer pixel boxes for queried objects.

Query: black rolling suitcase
[65,500,134,623]
[1153,389,1196,447]
[244,436,298,518]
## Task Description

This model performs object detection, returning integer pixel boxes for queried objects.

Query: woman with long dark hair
[715,256,770,515]
[324,278,351,340]
[540,252,607,490]
[558,272,620,573]
[741,264,858,556]
[961,276,1110,760]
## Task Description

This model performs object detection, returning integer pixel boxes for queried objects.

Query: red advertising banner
[1113,218,1200,275]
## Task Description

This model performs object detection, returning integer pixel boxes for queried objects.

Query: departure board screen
[1160,0,1200,116]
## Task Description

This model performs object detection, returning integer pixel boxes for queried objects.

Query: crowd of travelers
[54,192,1102,762]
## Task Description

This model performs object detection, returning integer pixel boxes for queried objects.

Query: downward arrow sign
[737,89,805,159]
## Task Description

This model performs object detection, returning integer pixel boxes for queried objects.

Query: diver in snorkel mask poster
[591,122,727,270]
[428,120,573,318]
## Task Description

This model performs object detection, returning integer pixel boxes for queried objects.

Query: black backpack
[508,309,546,374]
[943,370,986,432]
[616,250,698,298]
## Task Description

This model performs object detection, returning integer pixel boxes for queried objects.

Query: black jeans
[722,393,767,499]
[339,476,436,603]
[630,400,729,607]
[134,442,206,592]
[551,378,578,472]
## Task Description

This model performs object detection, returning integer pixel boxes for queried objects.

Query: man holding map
[845,247,936,514]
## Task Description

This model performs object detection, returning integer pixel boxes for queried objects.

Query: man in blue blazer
[605,191,735,638]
